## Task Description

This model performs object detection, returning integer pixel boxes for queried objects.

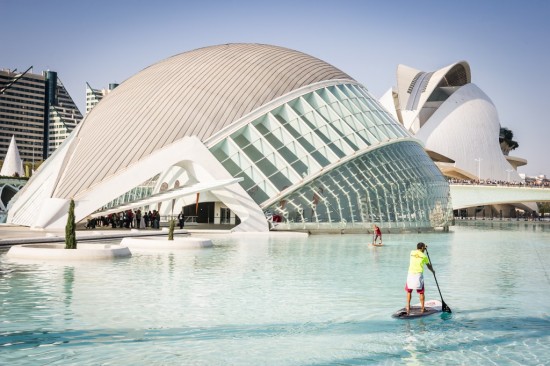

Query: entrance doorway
[220,207,231,224]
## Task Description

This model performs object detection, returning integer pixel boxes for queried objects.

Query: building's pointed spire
[1,135,24,177]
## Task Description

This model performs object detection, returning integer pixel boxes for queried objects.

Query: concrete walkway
[0,223,235,247]
[450,184,550,209]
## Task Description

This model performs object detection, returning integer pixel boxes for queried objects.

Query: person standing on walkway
[152,210,160,229]
[178,208,185,229]
[135,209,142,229]
[144,211,150,228]
[405,242,434,315]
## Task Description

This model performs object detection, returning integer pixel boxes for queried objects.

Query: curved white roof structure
[56,44,353,199]
[8,44,453,231]
[380,60,523,183]
[396,62,471,130]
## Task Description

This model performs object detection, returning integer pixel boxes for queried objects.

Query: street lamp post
[474,158,482,180]
[506,169,513,182]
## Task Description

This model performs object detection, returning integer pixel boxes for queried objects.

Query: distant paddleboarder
[373,225,382,245]
[405,242,434,315]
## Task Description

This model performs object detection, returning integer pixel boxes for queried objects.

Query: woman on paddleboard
[405,242,434,315]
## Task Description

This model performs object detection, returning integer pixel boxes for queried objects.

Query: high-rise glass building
[0,68,82,164]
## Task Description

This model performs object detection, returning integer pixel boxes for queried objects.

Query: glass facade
[264,142,451,230]
[210,83,452,230]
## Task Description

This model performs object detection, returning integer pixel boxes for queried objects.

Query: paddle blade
[442,301,452,313]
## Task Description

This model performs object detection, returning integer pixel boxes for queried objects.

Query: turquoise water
[1,222,549,365]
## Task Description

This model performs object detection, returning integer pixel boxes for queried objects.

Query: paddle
[425,248,452,313]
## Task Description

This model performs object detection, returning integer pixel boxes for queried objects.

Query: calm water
[1,222,549,365]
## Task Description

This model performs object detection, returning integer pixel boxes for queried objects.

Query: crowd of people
[86,208,187,229]
[448,178,550,188]
[85,209,161,229]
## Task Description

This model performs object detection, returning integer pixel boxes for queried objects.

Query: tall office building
[86,82,118,114]
[0,68,82,165]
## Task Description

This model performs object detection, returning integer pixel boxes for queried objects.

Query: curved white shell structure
[381,61,523,182]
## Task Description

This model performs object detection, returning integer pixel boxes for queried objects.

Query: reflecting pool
[1,222,549,365]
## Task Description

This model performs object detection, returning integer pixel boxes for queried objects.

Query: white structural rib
[11,136,269,232]
[93,178,243,217]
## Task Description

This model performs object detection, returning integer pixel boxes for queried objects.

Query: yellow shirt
[408,250,430,273]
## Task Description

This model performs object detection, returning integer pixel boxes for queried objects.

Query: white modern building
[7,44,453,232]
[380,61,526,182]
[379,61,538,216]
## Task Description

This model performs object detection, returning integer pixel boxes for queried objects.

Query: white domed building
[8,44,452,232]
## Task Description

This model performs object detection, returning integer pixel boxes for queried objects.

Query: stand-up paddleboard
[368,243,384,247]
[392,299,442,319]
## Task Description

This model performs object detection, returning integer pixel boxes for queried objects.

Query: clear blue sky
[2,0,549,178]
